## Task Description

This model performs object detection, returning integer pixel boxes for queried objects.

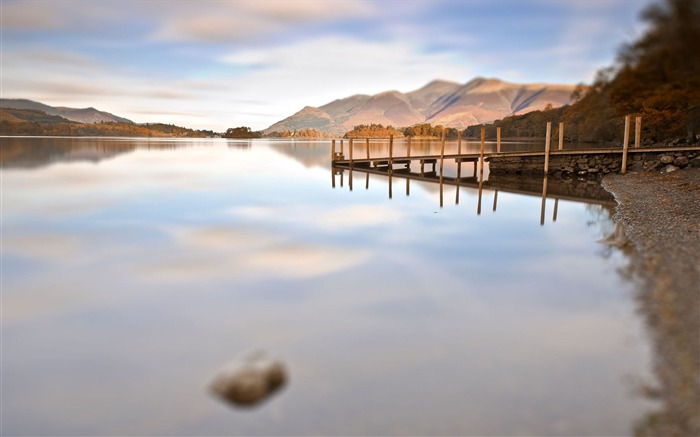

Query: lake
[2,137,656,436]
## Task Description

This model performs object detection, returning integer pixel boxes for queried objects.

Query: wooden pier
[332,119,699,176]
[329,119,700,223]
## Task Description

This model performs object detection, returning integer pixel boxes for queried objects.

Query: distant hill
[0,99,132,124]
[0,106,212,138]
[264,77,576,135]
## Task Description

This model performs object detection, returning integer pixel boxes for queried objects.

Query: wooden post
[406,178,410,196]
[365,172,369,190]
[635,116,641,148]
[544,122,551,175]
[349,138,353,164]
[479,127,485,175]
[366,138,370,159]
[558,122,564,150]
[332,170,336,188]
[407,136,412,157]
[622,115,630,175]
[439,135,445,208]
[349,168,353,191]
[440,134,445,174]
[457,130,462,155]
[553,198,559,222]
[331,139,336,162]
[497,127,501,153]
[389,135,394,168]
[493,190,498,212]
[340,139,344,155]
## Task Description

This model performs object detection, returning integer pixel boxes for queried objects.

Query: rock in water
[209,351,287,407]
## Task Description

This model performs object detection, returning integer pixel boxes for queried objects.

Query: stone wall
[488,149,700,178]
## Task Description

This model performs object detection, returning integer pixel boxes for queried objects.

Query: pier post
[479,127,485,175]
[340,139,344,156]
[389,135,394,168]
[365,172,369,190]
[544,122,551,175]
[366,138,370,159]
[440,134,445,174]
[349,168,353,191]
[493,190,498,212]
[349,138,353,165]
[497,127,501,153]
[407,136,412,157]
[622,115,630,175]
[635,116,641,148]
[458,130,462,155]
[553,198,559,222]
[439,135,445,208]
[331,139,336,162]
[558,122,564,150]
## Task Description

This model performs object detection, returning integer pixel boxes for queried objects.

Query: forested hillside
[469,0,699,144]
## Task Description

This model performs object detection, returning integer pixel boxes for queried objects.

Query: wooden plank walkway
[333,145,700,168]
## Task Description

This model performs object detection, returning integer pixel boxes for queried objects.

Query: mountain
[0,99,132,124]
[264,77,576,135]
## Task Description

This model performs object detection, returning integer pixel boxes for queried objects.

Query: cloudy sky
[2,0,652,131]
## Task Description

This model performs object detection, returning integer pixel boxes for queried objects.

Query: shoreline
[601,169,700,436]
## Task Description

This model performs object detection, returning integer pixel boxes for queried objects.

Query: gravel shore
[602,168,700,437]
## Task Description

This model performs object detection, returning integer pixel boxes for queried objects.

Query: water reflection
[0,136,214,169]
[331,165,615,224]
[2,137,667,436]
[603,222,700,437]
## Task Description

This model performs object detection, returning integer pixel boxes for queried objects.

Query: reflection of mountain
[264,77,575,135]
[0,137,135,169]
[266,141,330,169]
[0,137,202,169]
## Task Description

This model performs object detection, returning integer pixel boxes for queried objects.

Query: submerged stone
[209,350,287,408]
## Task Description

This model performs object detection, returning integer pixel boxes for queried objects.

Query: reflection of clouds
[3,233,82,261]
[142,225,370,282]
[229,204,404,231]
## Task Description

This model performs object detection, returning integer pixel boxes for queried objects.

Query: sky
[1,0,654,132]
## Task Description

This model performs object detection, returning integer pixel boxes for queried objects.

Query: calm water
[2,137,655,436]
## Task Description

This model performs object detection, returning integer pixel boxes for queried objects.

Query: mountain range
[0,99,132,124]
[264,77,576,135]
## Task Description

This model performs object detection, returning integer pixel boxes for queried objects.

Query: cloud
[149,1,375,43]
[219,35,472,119]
